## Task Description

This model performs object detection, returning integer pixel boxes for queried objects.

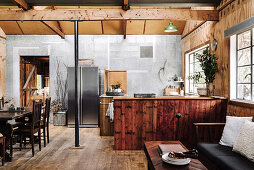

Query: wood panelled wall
[114,99,227,150]
[182,0,254,115]
[0,27,6,98]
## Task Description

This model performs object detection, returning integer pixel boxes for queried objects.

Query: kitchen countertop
[100,95,227,100]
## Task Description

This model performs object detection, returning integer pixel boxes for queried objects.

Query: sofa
[194,123,254,170]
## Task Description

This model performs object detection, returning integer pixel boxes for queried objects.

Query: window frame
[235,29,254,101]
[185,44,208,94]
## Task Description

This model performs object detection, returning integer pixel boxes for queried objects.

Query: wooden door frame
[19,55,50,107]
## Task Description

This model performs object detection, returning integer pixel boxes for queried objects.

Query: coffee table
[144,141,207,170]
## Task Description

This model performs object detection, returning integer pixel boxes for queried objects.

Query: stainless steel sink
[134,93,156,98]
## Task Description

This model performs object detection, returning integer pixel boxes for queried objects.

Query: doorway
[20,56,50,107]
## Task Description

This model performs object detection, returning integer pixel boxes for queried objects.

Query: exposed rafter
[0,8,219,21]
[182,21,206,39]
[51,6,64,34]
[143,20,146,34]
[218,0,235,12]
[101,21,104,34]
[16,21,24,34]
[123,0,130,11]
[123,20,127,39]
[12,0,29,10]
[0,35,6,40]
[41,21,65,39]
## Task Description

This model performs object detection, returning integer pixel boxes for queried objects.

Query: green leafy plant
[195,47,218,83]
[112,82,121,89]
[188,72,202,83]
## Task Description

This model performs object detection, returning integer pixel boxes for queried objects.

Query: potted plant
[112,82,122,92]
[51,59,68,126]
[189,47,218,96]
[188,72,208,96]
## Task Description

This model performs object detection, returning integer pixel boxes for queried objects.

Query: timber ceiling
[0,20,186,35]
[0,0,220,36]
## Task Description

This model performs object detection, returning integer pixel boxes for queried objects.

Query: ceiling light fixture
[164,22,178,32]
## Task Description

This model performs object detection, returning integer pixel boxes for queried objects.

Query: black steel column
[74,20,80,147]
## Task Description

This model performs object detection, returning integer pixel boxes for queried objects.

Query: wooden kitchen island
[113,96,227,150]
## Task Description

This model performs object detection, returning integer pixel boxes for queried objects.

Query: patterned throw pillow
[219,116,252,147]
[233,121,254,162]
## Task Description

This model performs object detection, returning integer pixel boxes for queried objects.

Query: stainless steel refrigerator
[67,67,99,127]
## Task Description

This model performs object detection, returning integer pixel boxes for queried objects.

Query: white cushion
[219,116,252,147]
[233,121,254,162]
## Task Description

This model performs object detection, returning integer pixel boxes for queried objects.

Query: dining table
[0,110,32,161]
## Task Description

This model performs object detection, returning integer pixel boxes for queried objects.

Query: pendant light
[164,22,178,32]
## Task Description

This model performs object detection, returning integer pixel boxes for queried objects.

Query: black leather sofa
[197,143,254,170]
[194,123,254,170]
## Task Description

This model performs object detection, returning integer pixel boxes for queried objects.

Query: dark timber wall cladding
[114,99,227,150]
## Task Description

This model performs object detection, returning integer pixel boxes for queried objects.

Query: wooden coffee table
[144,141,207,170]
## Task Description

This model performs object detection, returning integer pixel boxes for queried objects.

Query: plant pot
[197,88,208,96]
[53,110,67,126]
[207,83,214,96]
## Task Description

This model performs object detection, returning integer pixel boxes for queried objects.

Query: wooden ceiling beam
[51,6,64,34]
[218,0,235,12]
[182,21,206,39]
[0,8,218,21]
[143,20,146,34]
[123,20,127,39]
[16,21,24,34]
[41,21,65,39]
[33,6,48,10]
[0,35,6,40]
[12,0,29,10]
[123,0,130,11]
[101,21,104,34]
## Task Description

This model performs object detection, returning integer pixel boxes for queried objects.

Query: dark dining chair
[14,100,42,157]
[0,134,5,166]
[41,97,51,147]
[0,97,4,110]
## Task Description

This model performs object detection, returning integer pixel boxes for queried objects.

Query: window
[37,75,42,90]
[185,45,207,94]
[236,29,254,101]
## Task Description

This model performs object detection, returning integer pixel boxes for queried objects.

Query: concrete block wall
[6,35,182,106]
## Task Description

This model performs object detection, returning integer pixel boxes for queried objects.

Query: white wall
[6,35,182,106]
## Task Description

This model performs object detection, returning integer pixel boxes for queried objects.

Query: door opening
[20,55,50,107]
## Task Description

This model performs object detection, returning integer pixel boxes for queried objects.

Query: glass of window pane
[238,66,251,83]
[253,85,254,101]
[194,54,200,63]
[190,63,194,74]
[194,62,202,72]
[238,30,251,49]
[237,84,251,100]
[253,66,254,85]
[238,48,251,66]
[253,47,254,64]
[253,28,254,44]
[190,79,194,93]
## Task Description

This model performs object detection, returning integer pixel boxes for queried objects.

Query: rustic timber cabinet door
[114,99,227,150]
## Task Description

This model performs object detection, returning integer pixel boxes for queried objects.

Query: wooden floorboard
[1,125,147,170]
